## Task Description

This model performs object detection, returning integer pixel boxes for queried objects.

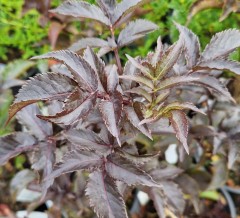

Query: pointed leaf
[148,188,165,218]
[83,47,106,92]
[86,170,128,218]
[106,65,119,93]
[120,75,154,89]
[175,23,200,68]
[99,91,123,145]
[125,106,152,139]
[112,0,148,26]
[201,29,240,60]
[0,132,36,165]
[37,91,97,125]
[161,181,185,215]
[117,149,159,165]
[125,54,153,79]
[155,39,183,79]
[50,0,110,26]
[106,153,160,187]
[196,59,240,75]
[228,141,239,169]
[155,75,200,92]
[151,36,163,67]
[170,110,189,154]
[16,104,52,140]
[47,149,102,180]
[69,37,109,52]
[64,128,110,154]
[32,51,98,91]
[118,19,158,47]
[8,73,76,122]
[192,74,235,102]
[125,87,152,102]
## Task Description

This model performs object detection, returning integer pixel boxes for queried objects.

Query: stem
[110,26,123,75]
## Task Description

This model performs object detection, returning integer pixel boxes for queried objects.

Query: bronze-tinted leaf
[0,132,36,165]
[50,0,110,26]
[118,19,158,47]
[125,106,152,139]
[155,39,183,79]
[86,170,128,218]
[32,51,98,91]
[126,54,153,79]
[170,110,189,154]
[8,73,76,122]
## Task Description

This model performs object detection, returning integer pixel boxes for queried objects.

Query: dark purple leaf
[155,75,200,91]
[120,75,154,89]
[0,132,36,165]
[175,23,200,68]
[69,38,109,52]
[8,73,77,122]
[37,91,97,125]
[50,0,110,26]
[99,91,123,145]
[47,149,102,180]
[161,181,185,215]
[64,128,110,154]
[16,104,52,140]
[86,170,128,218]
[118,19,158,47]
[125,87,152,102]
[125,106,152,139]
[32,51,98,91]
[106,65,119,93]
[201,29,240,60]
[196,59,240,75]
[105,154,160,187]
[148,188,165,218]
[169,110,189,154]
[112,0,148,26]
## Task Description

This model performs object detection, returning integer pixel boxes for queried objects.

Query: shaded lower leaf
[86,170,128,218]
[106,154,160,187]
[170,110,189,154]
[0,132,36,165]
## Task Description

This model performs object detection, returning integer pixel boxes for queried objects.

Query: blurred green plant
[0,0,49,61]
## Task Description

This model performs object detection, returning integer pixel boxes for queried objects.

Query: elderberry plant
[1,0,240,217]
